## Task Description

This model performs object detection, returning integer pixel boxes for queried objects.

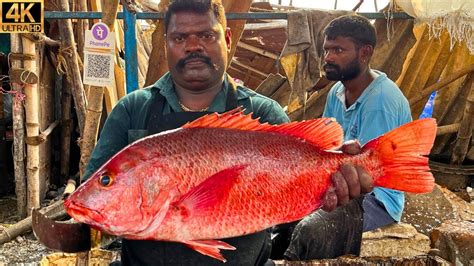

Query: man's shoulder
[235,85,289,124]
[119,86,156,105]
[236,85,278,105]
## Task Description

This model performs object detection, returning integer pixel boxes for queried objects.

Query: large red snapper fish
[65,110,436,262]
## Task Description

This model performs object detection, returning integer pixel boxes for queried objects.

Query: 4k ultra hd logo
[0,0,43,33]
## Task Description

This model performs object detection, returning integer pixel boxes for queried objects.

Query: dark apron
[121,85,272,266]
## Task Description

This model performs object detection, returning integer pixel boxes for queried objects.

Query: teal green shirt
[83,72,289,179]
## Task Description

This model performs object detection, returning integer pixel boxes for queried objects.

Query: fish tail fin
[362,118,437,193]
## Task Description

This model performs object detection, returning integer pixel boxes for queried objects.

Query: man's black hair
[323,15,376,48]
[164,0,227,33]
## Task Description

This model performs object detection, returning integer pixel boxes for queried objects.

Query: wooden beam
[229,66,263,82]
[409,64,474,106]
[436,123,460,136]
[237,42,279,60]
[244,20,287,31]
[231,59,268,78]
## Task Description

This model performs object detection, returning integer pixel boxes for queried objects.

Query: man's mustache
[323,63,340,71]
[176,53,214,70]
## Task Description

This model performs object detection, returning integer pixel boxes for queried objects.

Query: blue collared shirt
[323,70,412,221]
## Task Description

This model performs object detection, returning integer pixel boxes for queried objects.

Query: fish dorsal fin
[183,109,343,150]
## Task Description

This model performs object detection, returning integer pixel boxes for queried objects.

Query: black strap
[146,83,239,135]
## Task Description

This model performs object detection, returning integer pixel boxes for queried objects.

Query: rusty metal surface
[32,208,91,253]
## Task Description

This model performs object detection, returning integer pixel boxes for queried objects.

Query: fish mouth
[64,200,106,224]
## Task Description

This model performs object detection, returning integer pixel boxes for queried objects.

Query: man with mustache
[84,1,375,265]
[280,15,412,261]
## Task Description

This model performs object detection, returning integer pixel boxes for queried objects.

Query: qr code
[86,53,111,79]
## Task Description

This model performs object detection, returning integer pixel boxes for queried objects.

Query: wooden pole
[223,0,253,68]
[0,200,66,244]
[144,0,169,86]
[38,41,56,198]
[76,0,89,61]
[79,0,119,178]
[56,0,87,135]
[60,77,73,184]
[409,65,474,106]
[10,34,28,218]
[436,123,460,136]
[0,75,7,193]
[432,72,474,154]
[451,74,474,165]
[21,35,41,213]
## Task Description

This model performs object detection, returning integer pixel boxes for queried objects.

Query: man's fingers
[331,171,349,206]
[322,187,337,212]
[340,139,361,155]
[356,165,374,193]
[340,163,360,199]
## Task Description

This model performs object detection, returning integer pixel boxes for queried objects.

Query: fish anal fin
[183,109,343,150]
[182,239,236,262]
[174,165,246,219]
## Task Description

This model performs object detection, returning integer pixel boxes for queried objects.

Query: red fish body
[65,110,436,261]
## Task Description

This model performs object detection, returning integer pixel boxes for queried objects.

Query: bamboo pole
[56,0,87,135]
[60,77,73,184]
[22,35,41,213]
[451,74,474,165]
[79,0,119,178]
[10,34,28,218]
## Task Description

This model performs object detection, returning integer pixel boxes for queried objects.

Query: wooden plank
[231,59,267,77]
[237,41,279,60]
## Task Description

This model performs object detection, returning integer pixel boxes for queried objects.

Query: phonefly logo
[0,0,43,33]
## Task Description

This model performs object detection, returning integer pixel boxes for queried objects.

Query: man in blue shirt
[282,15,412,260]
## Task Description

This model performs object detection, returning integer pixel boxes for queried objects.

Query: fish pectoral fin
[173,165,246,218]
[182,239,236,262]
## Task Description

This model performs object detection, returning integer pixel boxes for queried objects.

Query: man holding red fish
[280,15,413,260]
[83,1,376,265]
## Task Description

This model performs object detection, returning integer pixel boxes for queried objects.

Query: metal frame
[44,11,413,93]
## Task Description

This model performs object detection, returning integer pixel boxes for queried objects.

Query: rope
[56,45,74,76]
[0,86,26,103]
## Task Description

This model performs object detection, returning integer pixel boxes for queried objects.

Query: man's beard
[323,57,361,81]
[176,52,217,72]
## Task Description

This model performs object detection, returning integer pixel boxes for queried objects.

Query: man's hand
[321,140,373,212]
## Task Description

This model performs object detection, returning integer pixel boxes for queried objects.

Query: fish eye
[99,174,113,187]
